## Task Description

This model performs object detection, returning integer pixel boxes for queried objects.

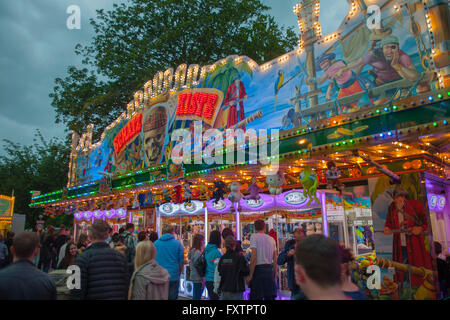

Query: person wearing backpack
[218,235,250,300]
[205,230,222,300]
[188,234,205,300]
[121,223,137,264]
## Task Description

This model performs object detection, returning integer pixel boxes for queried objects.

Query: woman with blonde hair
[128,240,170,300]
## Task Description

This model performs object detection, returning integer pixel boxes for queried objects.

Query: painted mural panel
[365,172,437,299]
[71,1,443,186]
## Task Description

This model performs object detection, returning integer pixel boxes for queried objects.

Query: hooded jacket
[129,260,170,300]
[204,243,222,282]
[154,233,184,281]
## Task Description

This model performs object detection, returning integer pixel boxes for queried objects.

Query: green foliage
[0,131,71,230]
[204,57,253,93]
[50,0,298,140]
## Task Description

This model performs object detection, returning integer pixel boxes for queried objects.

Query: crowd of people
[0,219,449,300]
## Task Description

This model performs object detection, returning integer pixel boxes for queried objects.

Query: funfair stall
[31,0,449,300]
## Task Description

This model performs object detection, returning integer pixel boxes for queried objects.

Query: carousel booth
[73,204,152,241]
[157,187,376,300]
[73,207,130,241]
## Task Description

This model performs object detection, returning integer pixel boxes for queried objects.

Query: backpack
[194,251,207,277]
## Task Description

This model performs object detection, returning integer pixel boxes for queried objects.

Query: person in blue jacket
[154,225,184,300]
[205,230,222,300]
[277,227,307,300]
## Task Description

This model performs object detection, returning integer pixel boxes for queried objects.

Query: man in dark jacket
[70,220,129,300]
[277,228,306,300]
[218,236,250,300]
[0,231,57,300]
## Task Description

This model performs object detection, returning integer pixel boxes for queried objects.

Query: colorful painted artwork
[71,1,441,186]
[367,172,437,300]
[0,195,14,218]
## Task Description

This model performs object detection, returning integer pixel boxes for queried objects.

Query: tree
[0,131,71,230]
[50,0,298,140]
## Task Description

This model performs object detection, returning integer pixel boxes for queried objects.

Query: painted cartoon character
[228,181,244,211]
[326,161,344,193]
[299,168,319,205]
[212,181,227,204]
[224,74,248,129]
[308,53,374,112]
[173,185,183,204]
[245,176,263,200]
[266,171,285,195]
[184,182,193,204]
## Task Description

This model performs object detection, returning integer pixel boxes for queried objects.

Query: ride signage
[175,88,224,126]
[113,113,143,154]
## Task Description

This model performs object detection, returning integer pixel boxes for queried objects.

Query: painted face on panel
[143,106,167,165]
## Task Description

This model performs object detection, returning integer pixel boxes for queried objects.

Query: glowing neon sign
[113,114,142,154]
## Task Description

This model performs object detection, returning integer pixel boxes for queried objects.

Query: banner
[0,195,14,218]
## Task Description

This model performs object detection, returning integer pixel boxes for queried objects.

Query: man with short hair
[154,225,184,300]
[121,223,137,263]
[277,227,306,299]
[247,219,277,300]
[294,234,348,300]
[70,220,129,300]
[0,232,57,299]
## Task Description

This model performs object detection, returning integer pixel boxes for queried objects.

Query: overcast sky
[0,0,349,154]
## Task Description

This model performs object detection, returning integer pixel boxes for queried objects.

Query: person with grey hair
[0,231,56,299]
[154,224,184,300]
[70,220,129,300]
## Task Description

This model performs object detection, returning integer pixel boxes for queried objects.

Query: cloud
[0,0,127,155]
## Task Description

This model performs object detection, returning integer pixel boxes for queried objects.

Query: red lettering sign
[113,113,142,154]
[176,92,219,119]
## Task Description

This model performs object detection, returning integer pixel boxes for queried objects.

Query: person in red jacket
[383,189,433,287]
